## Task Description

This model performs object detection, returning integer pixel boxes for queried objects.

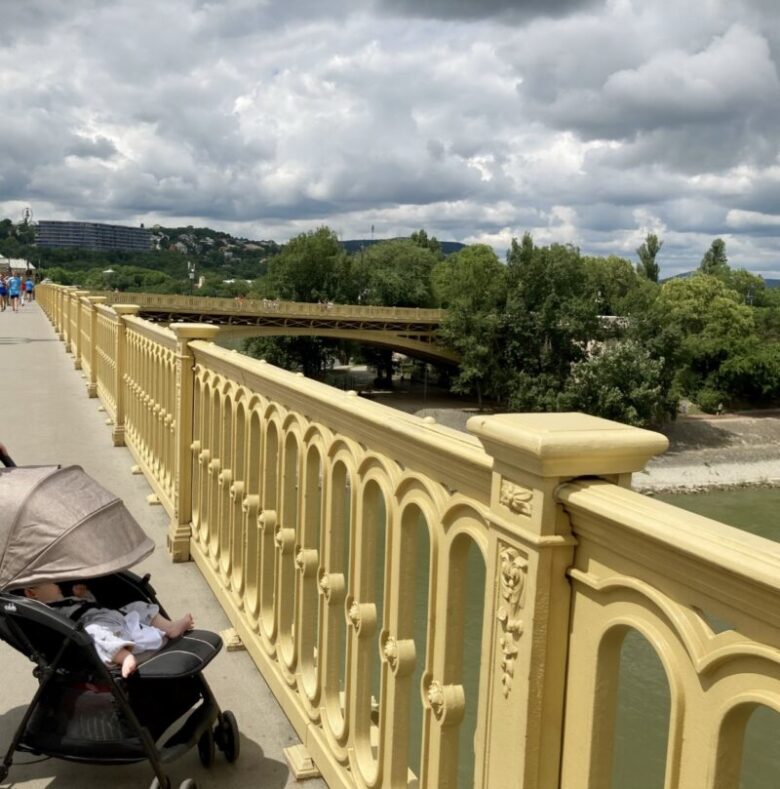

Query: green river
[609,487,780,789]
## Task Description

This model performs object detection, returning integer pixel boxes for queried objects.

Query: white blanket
[81,601,166,665]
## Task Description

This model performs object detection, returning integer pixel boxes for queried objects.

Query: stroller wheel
[149,777,171,789]
[197,727,215,767]
[214,709,240,763]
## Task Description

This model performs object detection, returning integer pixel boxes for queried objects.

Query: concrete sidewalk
[0,302,326,788]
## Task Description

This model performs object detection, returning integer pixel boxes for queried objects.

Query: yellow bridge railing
[92,288,459,364]
[39,284,780,789]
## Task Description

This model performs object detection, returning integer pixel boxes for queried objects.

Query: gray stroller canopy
[0,465,154,591]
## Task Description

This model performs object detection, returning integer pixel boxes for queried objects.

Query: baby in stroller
[22,580,195,677]
[1,464,239,789]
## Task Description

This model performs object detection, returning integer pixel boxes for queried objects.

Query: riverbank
[633,411,780,494]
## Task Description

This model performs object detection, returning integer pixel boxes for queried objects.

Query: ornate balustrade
[36,283,780,789]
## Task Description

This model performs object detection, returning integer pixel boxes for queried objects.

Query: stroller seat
[136,629,222,679]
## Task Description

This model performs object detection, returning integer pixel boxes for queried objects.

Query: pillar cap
[171,323,220,341]
[468,412,669,478]
[112,304,141,315]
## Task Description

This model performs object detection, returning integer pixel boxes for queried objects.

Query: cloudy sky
[2,0,780,276]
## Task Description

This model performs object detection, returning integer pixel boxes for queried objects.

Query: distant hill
[341,238,466,255]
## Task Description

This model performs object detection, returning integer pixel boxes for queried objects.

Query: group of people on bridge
[0,273,35,312]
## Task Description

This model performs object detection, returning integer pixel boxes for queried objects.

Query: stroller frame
[0,569,238,789]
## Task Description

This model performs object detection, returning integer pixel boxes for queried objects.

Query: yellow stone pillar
[56,286,65,340]
[72,290,90,370]
[62,287,74,350]
[168,323,220,562]
[467,412,668,789]
[111,304,141,447]
[85,296,107,397]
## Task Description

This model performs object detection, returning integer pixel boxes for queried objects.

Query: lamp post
[188,261,195,294]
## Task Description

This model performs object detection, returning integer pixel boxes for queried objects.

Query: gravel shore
[633,413,780,493]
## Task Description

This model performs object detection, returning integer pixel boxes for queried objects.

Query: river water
[607,487,780,789]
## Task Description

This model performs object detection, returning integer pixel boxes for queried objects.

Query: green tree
[725,268,766,306]
[352,239,438,307]
[435,245,507,407]
[502,243,603,411]
[716,340,780,406]
[660,274,756,408]
[505,232,534,290]
[582,255,640,315]
[560,340,667,426]
[241,335,337,379]
[410,229,442,256]
[636,233,662,282]
[255,226,345,303]
[700,238,729,277]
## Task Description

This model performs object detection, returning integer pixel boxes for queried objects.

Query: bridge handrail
[35,282,780,789]
[102,289,446,321]
[558,479,780,599]
[191,339,491,496]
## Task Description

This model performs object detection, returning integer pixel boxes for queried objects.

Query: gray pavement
[0,302,326,788]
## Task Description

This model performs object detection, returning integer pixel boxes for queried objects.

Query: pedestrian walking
[7,274,21,313]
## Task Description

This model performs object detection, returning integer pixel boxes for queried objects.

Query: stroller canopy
[0,465,154,592]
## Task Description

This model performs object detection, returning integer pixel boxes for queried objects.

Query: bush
[695,387,727,414]
[559,340,672,427]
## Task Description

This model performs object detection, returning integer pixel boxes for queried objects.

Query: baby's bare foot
[121,652,137,678]
[166,613,194,639]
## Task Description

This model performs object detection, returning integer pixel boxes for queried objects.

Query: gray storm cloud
[0,0,779,275]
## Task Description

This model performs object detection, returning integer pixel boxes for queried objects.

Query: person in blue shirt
[24,276,34,303]
[8,274,21,312]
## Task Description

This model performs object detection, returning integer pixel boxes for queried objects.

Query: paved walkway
[0,302,326,788]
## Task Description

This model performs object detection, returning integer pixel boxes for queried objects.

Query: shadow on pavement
[1,704,290,788]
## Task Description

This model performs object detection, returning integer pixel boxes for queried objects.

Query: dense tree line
[243,227,780,425]
[6,214,780,425]
[435,234,779,425]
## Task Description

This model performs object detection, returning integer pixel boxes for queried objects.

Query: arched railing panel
[560,480,780,789]
[122,317,177,516]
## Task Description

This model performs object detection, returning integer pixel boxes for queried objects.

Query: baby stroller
[0,463,240,789]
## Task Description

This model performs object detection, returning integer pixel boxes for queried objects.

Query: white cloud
[1,0,779,276]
